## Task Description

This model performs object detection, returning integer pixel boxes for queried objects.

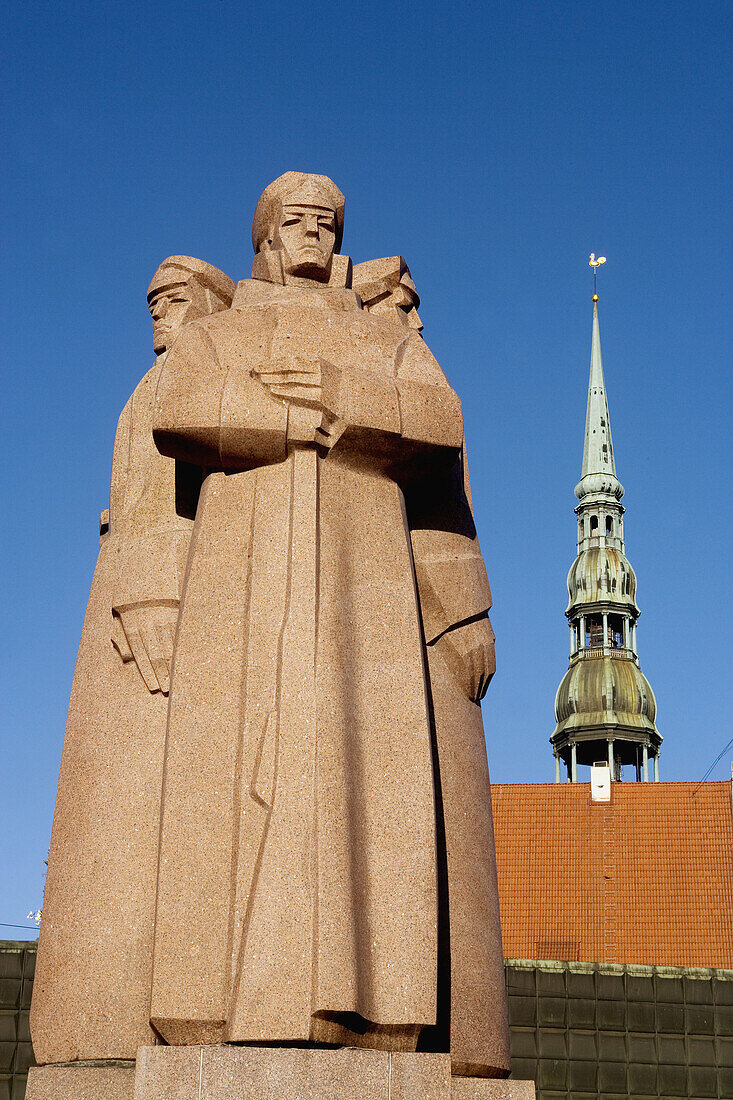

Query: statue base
[25,1063,135,1100]
[27,1046,535,1099]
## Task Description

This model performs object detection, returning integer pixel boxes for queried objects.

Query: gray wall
[0,943,35,1100]
[507,959,733,1099]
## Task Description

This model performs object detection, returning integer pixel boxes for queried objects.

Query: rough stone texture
[390,1052,452,1100]
[32,172,510,1078]
[134,1046,452,1100]
[353,256,423,331]
[25,1065,134,1100]
[30,260,235,1065]
[452,1079,535,1098]
[133,1046,200,1100]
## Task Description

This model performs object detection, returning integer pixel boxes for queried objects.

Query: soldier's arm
[315,334,463,468]
[406,446,495,702]
[154,323,288,470]
[106,371,191,694]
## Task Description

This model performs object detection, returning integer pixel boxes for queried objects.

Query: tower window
[606,516,613,535]
[608,614,624,649]
[586,616,604,648]
[590,515,598,534]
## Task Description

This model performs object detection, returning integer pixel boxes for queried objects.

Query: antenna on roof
[691,735,733,795]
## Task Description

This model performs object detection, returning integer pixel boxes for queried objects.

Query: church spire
[550,269,662,784]
[575,293,625,518]
[581,301,617,480]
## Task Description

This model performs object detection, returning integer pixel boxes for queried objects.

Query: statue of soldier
[353,254,423,332]
[31,257,235,1064]
[147,174,510,1078]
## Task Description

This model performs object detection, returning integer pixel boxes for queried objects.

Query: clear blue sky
[1,0,731,933]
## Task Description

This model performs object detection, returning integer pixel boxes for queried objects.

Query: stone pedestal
[452,1078,535,1099]
[27,1047,535,1099]
[26,1064,135,1100]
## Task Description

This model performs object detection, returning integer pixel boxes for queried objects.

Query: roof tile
[490,781,733,968]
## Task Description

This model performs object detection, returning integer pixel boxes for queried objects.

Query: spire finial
[589,252,606,301]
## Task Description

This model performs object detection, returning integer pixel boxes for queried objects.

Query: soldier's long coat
[149,279,510,1075]
[31,360,192,1063]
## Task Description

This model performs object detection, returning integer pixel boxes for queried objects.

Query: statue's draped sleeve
[401,338,492,642]
[108,363,192,611]
[326,330,464,471]
[153,322,288,470]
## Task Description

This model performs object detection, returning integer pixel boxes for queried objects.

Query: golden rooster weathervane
[589,252,607,301]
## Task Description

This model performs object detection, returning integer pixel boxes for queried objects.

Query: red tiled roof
[490,781,733,968]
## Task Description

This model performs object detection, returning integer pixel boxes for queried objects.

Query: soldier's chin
[153,327,172,353]
[288,253,331,280]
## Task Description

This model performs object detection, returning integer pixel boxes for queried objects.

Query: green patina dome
[554,655,657,738]
[566,546,638,614]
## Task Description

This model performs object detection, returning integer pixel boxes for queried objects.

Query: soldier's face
[148,281,207,353]
[274,204,336,281]
[392,275,423,332]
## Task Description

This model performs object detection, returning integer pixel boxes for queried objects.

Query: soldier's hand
[315,360,348,449]
[432,615,496,703]
[253,357,322,408]
[111,600,180,695]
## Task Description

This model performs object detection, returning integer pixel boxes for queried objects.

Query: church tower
[551,283,661,782]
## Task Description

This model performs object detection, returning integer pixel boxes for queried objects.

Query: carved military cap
[252,173,345,254]
[147,256,236,306]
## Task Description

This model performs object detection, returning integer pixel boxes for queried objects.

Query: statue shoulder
[164,312,238,366]
[132,359,165,395]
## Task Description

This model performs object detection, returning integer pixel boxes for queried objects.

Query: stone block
[133,1046,534,1100]
[25,1064,135,1100]
[508,1029,536,1060]
[391,1052,451,1100]
[135,1045,453,1100]
[598,1059,627,1093]
[536,970,565,997]
[536,996,566,1027]
[451,1078,535,1098]
[133,1046,200,1100]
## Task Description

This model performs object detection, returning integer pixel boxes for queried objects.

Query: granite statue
[30,174,518,1098]
[31,257,235,1061]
